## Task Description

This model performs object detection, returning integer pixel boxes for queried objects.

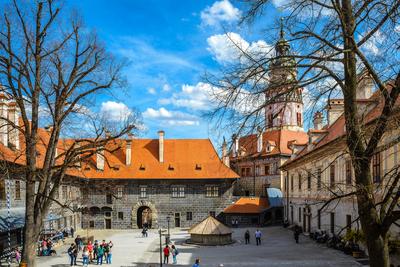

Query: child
[82,246,89,267]
[14,248,21,264]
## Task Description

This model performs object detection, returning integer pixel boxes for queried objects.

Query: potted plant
[343,229,365,258]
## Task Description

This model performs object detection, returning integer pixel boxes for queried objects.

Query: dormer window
[139,164,146,171]
[168,164,174,171]
[195,164,202,170]
[113,164,120,170]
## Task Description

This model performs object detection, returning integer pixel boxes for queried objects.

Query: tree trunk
[22,179,40,266]
[355,166,389,267]
[366,233,390,267]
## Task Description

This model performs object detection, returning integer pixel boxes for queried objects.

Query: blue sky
[65,0,282,143]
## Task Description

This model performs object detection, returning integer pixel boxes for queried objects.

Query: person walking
[75,235,83,251]
[70,227,74,238]
[67,244,77,266]
[192,258,200,267]
[255,229,262,246]
[106,242,113,264]
[171,244,179,264]
[163,245,170,264]
[93,240,99,261]
[97,245,104,265]
[14,248,21,264]
[244,230,250,244]
[87,241,94,262]
[82,246,89,267]
[294,225,301,244]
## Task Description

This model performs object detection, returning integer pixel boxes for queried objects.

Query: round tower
[265,18,304,132]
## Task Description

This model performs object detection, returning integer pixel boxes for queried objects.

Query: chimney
[158,130,165,163]
[97,147,105,171]
[105,129,111,139]
[221,137,229,167]
[7,102,19,150]
[357,69,374,100]
[326,99,344,126]
[126,139,132,166]
[313,111,323,130]
[232,134,239,157]
[0,95,8,146]
[256,126,263,153]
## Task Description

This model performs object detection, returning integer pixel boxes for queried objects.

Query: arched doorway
[137,206,152,229]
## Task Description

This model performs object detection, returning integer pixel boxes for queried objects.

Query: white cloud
[207,32,273,65]
[147,87,156,95]
[361,30,385,56]
[272,0,290,6]
[142,107,200,126]
[162,84,171,92]
[159,81,263,115]
[100,101,132,121]
[159,82,214,110]
[201,0,241,27]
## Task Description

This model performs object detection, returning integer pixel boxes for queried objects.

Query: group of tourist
[244,229,263,245]
[38,238,57,256]
[163,244,179,264]
[68,239,113,266]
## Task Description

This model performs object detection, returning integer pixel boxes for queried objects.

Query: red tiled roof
[223,197,269,214]
[232,129,308,159]
[75,138,239,179]
[0,127,239,180]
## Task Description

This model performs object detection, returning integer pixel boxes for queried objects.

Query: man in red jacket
[163,245,170,264]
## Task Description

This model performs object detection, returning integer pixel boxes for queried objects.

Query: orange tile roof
[0,129,239,180]
[232,129,308,159]
[223,197,269,214]
[74,138,239,179]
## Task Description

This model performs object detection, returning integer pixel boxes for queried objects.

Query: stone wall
[81,179,235,229]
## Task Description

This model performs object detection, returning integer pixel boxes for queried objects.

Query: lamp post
[158,228,163,267]
[166,216,170,245]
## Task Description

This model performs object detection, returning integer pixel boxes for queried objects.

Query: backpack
[175,249,179,255]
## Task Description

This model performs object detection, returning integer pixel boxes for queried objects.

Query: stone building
[79,132,238,229]
[0,95,81,251]
[280,78,400,235]
[226,26,308,197]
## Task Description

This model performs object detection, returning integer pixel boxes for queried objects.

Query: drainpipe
[253,161,256,197]
[286,170,290,223]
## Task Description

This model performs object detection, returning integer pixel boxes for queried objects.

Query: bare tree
[207,0,400,266]
[0,0,139,265]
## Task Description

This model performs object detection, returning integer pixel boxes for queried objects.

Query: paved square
[33,226,362,267]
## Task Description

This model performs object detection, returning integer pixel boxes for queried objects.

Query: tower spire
[280,17,284,39]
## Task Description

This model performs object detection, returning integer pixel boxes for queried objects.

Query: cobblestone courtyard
[32,226,364,267]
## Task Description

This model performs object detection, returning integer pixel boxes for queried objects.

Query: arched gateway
[132,200,158,229]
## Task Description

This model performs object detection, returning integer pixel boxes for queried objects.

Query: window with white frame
[62,185,68,200]
[206,186,219,197]
[117,187,123,198]
[140,186,147,198]
[172,186,185,198]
